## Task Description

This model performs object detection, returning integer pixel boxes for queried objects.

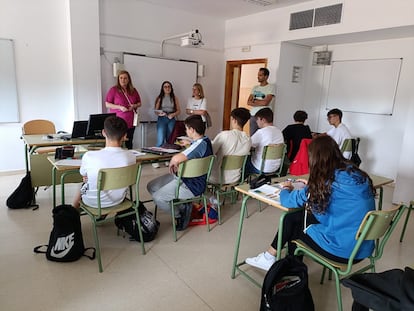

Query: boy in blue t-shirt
[147,115,213,227]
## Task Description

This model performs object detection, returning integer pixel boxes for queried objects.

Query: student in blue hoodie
[245,135,376,271]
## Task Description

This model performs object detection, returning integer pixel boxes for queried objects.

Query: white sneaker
[152,163,160,168]
[245,252,275,271]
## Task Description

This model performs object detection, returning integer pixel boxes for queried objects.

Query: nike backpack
[34,204,95,262]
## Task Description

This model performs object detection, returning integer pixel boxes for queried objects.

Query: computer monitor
[86,113,116,138]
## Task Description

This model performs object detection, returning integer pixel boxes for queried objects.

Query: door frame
[223,58,267,130]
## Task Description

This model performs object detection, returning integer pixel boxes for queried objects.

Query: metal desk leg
[60,170,79,206]
[276,211,288,260]
[52,166,57,208]
[231,194,249,279]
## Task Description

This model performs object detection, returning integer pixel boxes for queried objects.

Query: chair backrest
[23,119,56,135]
[260,143,287,175]
[353,205,405,260]
[96,163,141,209]
[341,138,353,153]
[219,154,248,185]
[98,163,141,191]
[176,155,215,197]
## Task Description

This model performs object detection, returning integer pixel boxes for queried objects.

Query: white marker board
[123,53,198,122]
[326,58,402,115]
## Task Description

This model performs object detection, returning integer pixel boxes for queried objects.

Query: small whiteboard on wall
[0,38,19,123]
[326,58,402,115]
[123,53,198,122]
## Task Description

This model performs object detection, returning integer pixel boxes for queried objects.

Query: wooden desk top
[22,134,104,147]
[236,173,394,212]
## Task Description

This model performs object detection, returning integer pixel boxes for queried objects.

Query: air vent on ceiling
[314,3,343,26]
[289,3,343,31]
[289,9,313,30]
[244,0,277,6]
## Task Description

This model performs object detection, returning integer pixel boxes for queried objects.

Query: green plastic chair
[259,143,287,177]
[293,204,406,311]
[248,143,286,215]
[208,154,248,224]
[79,163,145,272]
[399,200,414,242]
[170,155,215,241]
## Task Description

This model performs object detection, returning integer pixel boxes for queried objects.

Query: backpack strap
[83,247,96,260]
[33,245,48,254]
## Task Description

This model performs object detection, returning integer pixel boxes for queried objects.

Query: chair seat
[293,239,348,271]
[81,199,133,217]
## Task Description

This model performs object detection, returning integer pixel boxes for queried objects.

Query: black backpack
[6,172,39,210]
[115,202,160,242]
[34,204,95,262]
[260,255,314,311]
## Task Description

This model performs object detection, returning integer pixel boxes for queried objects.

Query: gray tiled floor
[0,166,411,310]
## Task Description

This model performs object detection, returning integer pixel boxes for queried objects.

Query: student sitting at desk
[147,115,212,230]
[245,135,375,271]
[72,116,136,208]
[209,107,251,184]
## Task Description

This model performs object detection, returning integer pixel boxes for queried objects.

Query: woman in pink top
[105,70,141,149]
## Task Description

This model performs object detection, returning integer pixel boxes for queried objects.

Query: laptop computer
[62,120,88,140]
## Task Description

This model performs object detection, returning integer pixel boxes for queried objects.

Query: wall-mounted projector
[180,30,203,47]
[161,29,204,56]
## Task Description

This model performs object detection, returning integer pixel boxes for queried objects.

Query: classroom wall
[225,0,414,203]
[304,37,414,180]
[99,0,226,147]
[0,0,74,172]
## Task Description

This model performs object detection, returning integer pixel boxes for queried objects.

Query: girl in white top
[186,83,208,122]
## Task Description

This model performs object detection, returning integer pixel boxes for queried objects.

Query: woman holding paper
[105,70,141,149]
[245,135,376,271]
[154,81,180,147]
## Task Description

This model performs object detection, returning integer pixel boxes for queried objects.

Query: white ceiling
[140,0,313,19]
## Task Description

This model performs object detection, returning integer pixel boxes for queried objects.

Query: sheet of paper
[249,184,281,202]
[130,150,146,156]
[55,159,82,166]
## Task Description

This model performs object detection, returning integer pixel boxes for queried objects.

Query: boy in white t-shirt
[73,116,136,208]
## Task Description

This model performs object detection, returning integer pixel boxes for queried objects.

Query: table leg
[52,166,57,208]
[276,211,288,260]
[231,194,249,279]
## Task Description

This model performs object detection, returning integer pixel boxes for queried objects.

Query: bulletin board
[0,38,19,123]
[123,53,198,122]
[325,58,402,115]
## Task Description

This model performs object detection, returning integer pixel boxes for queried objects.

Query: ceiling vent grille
[289,9,314,30]
[243,0,277,6]
[314,3,343,27]
[289,3,342,31]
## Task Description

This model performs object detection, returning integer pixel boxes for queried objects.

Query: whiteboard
[123,53,198,122]
[326,58,402,115]
[0,38,19,123]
